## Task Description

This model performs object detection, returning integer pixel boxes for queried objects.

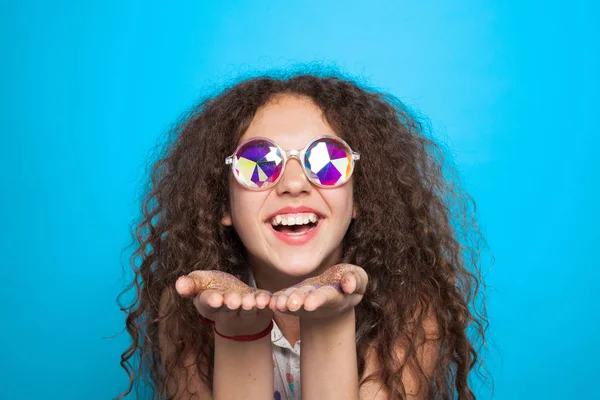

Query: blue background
[1,1,598,399]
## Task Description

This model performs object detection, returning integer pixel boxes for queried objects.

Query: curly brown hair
[116,70,492,399]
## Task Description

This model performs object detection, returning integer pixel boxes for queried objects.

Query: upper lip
[266,206,324,222]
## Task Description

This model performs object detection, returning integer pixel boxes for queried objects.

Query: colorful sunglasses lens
[304,138,354,186]
[232,139,283,188]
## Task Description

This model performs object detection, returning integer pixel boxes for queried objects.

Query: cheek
[322,185,355,217]
[229,186,267,232]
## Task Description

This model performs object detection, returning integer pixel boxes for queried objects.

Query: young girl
[117,72,490,399]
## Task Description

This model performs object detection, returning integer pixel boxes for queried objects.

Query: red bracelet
[198,314,215,325]
[198,314,274,342]
[214,320,274,342]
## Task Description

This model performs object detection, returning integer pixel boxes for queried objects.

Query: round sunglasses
[225,135,361,190]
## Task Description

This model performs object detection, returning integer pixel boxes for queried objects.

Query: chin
[272,254,332,278]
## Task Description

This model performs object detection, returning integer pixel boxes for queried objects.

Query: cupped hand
[176,270,273,336]
[268,264,368,320]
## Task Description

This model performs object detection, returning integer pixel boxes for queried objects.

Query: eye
[304,138,353,186]
[233,139,284,188]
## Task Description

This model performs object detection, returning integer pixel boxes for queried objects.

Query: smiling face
[221,94,357,291]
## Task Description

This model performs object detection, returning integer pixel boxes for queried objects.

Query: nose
[275,157,312,196]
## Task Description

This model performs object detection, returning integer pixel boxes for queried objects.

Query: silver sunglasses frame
[225,135,361,190]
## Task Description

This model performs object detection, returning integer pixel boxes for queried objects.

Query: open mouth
[269,212,321,235]
[272,220,319,234]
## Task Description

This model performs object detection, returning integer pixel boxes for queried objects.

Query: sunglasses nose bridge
[283,149,304,167]
[285,149,300,159]
[279,148,311,183]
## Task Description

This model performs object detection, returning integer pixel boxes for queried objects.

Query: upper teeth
[271,213,318,226]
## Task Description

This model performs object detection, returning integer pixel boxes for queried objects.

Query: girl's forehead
[240,95,339,148]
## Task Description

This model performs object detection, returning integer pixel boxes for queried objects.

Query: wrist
[214,320,273,342]
[299,308,360,399]
[213,317,273,338]
[300,308,355,335]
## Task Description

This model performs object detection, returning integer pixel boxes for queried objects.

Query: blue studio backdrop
[1,1,598,399]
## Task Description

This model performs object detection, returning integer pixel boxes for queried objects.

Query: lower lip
[268,220,322,245]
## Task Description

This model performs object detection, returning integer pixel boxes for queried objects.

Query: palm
[269,264,368,320]
[176,270,274,336]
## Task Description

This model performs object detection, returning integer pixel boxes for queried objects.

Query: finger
[175,275,200,297]
[194,290,223,316]
[287,285,314,312]
[239,294,257,317]
[304,286,339,311]
[255,290,272,310]
[340,272,356,294]
[287,293,303,312]
[241,293,256,311]
[268,294,278,311]
[341,267,369,295]
[276,293,290,312]
[222,290,242,311]
[176,271,221,297]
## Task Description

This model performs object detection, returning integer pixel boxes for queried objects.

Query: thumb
[340,266,368,295]
[176,270,254,297]
[175,274,202,297]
